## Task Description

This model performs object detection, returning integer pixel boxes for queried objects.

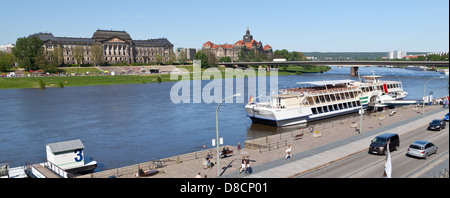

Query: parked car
[369,133,400,155]
[444,113,449,122]
[406,141,438,159]
[427,119,446,131]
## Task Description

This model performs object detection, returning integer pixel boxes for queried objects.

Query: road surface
[296,125,449,178]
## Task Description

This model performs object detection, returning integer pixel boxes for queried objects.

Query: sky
[1,0,449,52]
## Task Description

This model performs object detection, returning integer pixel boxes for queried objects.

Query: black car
[427,119,446,131]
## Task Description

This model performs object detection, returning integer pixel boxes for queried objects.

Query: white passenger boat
[245,75,408,127]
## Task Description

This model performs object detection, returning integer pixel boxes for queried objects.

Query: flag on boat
[383,142,392,178]
[248,95,253,104]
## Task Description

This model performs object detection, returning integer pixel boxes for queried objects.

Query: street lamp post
[423,76,444,115]
[216,93,241,177]
[359,92,364,134]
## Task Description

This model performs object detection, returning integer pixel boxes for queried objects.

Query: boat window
[348,102,353,108]
[323,106,329,112]
[312,107,318,114]
[330,94,336,101]
[319,95,326,103]
[318,106,323,114]
[333,104,339,111]
[325,95,331,102]
[343,103,348,109]
[338,103,343,109]
[307,97,315,105]
[352,101,357,107]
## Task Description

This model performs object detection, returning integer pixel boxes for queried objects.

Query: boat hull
[247,106,363,127]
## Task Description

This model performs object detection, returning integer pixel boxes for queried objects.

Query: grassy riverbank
[0,65,331,89]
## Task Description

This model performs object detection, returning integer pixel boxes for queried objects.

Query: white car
[406,141,438,159]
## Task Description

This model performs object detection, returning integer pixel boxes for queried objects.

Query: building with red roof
[202,27,272,61]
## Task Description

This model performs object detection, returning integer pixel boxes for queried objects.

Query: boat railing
[43,160,75,178]
[281,86,360,96]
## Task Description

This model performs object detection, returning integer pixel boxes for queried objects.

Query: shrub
[38,79,45,89]
[157,75,162,83]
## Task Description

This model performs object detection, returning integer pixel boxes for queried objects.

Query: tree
[51,46,64,66]
[205,50,217,67]
[73,46,84,67]
[194,51,209,68]
[238,49,247,62]
[168,51,176,65]
[248,50,255,61]
[90,44,104,66]
[218,56,232,62]
[0,51,15,72]
[155,54,163,65]
[273,49,289,59]
[11,36,43,71]
[36,48,59,73]
[177,50,187,64]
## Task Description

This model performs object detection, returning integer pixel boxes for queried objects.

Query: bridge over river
[219,60,449,75]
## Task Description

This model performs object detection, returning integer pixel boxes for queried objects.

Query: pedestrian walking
[309,125,314,133]
[245,156,252,174]
[237,142,241,156]
[239,156,246,174]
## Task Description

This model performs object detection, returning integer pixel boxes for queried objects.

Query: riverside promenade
[78,105,447,178]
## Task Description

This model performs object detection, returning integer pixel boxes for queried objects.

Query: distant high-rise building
[176,48,197,61]
[387,50,407,59]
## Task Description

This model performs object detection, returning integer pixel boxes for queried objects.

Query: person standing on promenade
[285,145,292,160]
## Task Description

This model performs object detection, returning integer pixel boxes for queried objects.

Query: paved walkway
[223,107,448,178]
[77,105,447,178]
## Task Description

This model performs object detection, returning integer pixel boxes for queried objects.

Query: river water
[0,66,448,169]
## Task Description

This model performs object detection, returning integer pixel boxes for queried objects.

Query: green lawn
[0,65,331,89]
[0,74,173,89]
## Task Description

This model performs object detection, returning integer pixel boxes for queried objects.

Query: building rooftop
[46,139,84,154]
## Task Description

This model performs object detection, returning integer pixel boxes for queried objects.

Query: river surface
[0,66,448,169]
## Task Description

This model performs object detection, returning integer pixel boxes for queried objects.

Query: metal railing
[435,168,449,178]
[43,160,75,178]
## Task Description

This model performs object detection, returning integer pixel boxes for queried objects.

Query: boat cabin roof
[46,139,84,153]
[278,93,301,98]
[362,75,382,83]
[296,79,354,86]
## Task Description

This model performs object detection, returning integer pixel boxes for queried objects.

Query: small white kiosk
[46,139,97,174]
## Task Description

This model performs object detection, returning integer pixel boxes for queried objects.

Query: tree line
[2,36,179,73]
[2,36,105,73]
[193,49,307,68]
